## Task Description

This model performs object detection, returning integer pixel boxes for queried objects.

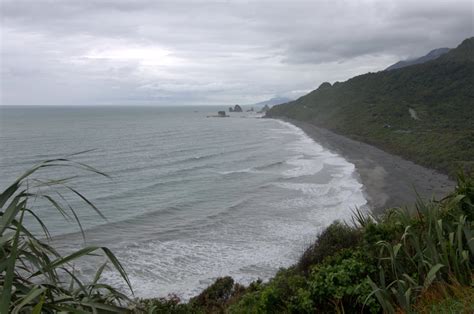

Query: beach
[279,118,455,214]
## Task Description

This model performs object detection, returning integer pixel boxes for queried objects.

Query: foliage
[297,221,362,274]
[308,250,380,313]
[0,158,133,313]
[189,276,246,313]
[367,182,474,313]
[227,268,308,313]
[190,276,234,309]
[136,277,247,314]
[444,172,474,221]
[227,246,380,313]
[267,37,474,176]
[134,294,198,314]
[412,281,474,313]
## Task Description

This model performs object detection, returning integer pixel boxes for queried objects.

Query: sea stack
[233,105,243,112]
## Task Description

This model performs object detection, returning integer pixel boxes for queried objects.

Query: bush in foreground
[0,159,133,313]
[297,221,362,274]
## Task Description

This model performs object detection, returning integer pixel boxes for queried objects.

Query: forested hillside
[267,38,474,176]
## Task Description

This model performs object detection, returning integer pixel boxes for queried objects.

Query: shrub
[136,294,198,314]
[189,276,248,313]
[298,221,362,274]
[444,172,474,221]
[228,269,309,313]
[189,277,234,313]
[227,280,265,314]
[362,211,405,246]
[308,250,379,313]
[258,269,308,312]
[190,276,234,308]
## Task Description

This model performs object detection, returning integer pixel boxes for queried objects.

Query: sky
[1,0,473,106]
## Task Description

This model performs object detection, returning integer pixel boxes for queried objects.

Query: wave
[218,168,258,175]
[92,174,201,203]
[5,108,369,301]
[255,160,285,171]
[217,158,287,176]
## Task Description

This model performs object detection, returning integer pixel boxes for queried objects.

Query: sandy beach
[279,118,455,215]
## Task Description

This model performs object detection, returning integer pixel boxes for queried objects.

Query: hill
[385,47,450,70]
[267,37,474,176]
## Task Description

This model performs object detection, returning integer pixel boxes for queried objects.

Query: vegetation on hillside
[266,38,474,176]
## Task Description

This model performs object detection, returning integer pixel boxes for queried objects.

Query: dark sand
[281,118,455,215]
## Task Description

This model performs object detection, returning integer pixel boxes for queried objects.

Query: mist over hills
[385,47,450,71]
[267,37,474,175]
[249,97,293,108]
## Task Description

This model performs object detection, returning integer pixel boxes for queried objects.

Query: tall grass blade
[11,286,46,314]
[423,264,444,291]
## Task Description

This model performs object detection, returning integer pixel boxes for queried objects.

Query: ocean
[0,105,367,299]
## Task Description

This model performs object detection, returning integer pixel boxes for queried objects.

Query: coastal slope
[266,37,474,210]
[283,118,453,212]
[267,37,474,177]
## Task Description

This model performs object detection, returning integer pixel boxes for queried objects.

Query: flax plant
[366,175,474,313]
[0,157,133,313]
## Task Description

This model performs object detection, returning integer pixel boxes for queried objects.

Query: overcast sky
[1,0,472,106]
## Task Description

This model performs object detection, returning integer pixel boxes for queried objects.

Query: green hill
[267,37,474,176]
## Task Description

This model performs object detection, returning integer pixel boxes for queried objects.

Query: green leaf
[0,211,24,314]
[365,276,395,314]
[423,263,444,291]
[32,246,101,276]
[0,197,25,236]
[31,294,45,314]
[12,286,46,314]
[101,247,134,295]
[0,181,20,208]
[93,263,108,286]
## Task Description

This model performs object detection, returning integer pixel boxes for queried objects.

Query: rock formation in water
[233,105,243,112]
[257,104,270,113]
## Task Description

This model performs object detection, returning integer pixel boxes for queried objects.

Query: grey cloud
[1,0,473,106]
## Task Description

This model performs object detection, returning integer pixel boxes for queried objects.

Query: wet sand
[280,118,455,215]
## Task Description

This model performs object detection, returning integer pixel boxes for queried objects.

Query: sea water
[0,105,367,299]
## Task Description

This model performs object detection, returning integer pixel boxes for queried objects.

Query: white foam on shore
[275,120,359,180]
[98,118,368,300]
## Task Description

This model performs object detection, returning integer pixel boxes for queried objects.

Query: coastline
[273,117,455,215]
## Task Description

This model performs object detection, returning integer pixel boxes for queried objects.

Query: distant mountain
[267,37,474,175]
[251,97,293,107]
[385,47,450,71]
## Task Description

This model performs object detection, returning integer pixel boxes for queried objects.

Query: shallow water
[0,105,367,298]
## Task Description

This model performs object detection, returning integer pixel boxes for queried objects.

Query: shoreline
[274,117,455,215]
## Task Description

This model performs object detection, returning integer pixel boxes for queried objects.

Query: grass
[412,280,474,313]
